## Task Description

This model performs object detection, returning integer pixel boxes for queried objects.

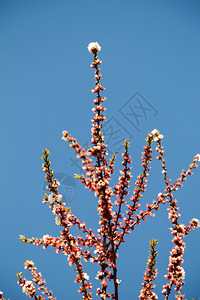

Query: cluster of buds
[13,42,200,300]
[139,238,158,300]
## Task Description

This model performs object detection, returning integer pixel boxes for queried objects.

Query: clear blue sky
[0,1,200,299]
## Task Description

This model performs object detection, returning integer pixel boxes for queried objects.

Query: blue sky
[0,0,200,299]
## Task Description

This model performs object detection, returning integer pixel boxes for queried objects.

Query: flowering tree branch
[14,42,200,300]
[17,260,56,300]
[154,131,200,299]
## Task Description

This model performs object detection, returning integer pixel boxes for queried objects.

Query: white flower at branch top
[87,42,101,53]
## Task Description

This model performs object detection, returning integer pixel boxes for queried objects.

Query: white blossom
[57,194,62,201]
[43,234,50,243]
[95,271,104,280]
[196,154,200,161]
[52,203,61,215]
[116,279,122,285]
[22,280,36,295]
[48,193,62,205]
[190,218,200,228]
[48,193,56,204]
[55,216,62,226]
[88,42,101,53]
[52,179,60,188]
[154,134,164,142]
[24,260,34,269]
[180,267,185,280]
[84,272,90,280]
[151,129,158,135]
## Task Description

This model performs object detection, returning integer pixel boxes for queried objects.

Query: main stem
[92,51,119,300]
